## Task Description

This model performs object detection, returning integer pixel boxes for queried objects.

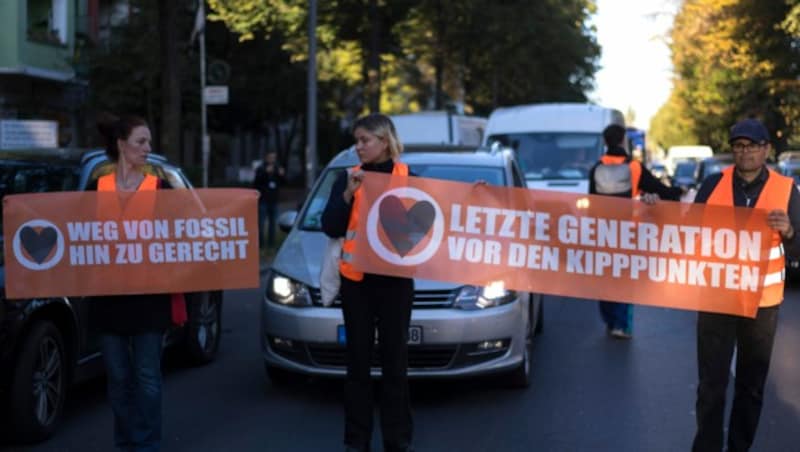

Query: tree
[658,0,800,152]
[159,0,182,163]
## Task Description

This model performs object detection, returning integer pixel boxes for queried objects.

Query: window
[299,168,345,231]
[488,133,603,181]
[27,0,68,45]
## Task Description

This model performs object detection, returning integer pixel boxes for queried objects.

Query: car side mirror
[278,211,297,233]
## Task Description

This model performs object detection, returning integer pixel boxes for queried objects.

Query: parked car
[777,150,800,163]
[0,148,223,443]
[671,160,700,191]
[695,153,734,186]
[261,148,543,388]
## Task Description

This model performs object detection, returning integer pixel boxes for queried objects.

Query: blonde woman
[322,114,414,452]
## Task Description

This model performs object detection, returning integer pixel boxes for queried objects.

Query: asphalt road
[5,279,800,452]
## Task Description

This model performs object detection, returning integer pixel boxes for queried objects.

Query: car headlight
[266,272,312,307]
[454,281,517,310]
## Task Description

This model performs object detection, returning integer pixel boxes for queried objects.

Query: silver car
[260,148,543,387]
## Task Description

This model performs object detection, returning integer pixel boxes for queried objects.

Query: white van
[390,111,487,150]
[665,145,714,176]
[483,103,625,193]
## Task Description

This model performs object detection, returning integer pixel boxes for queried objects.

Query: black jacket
[253,162,284,204]
[588,146,682,201]
[694,167,800,257]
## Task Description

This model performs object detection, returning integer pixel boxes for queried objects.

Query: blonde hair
[352,113,403,160]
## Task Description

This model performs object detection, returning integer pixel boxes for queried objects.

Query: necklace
[116,174,144,191]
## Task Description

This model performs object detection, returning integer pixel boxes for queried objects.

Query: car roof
[0,148,170,166]
[326,146,513,169]
[702,154,734,162]
[0,148,93,164]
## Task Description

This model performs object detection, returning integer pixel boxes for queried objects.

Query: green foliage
[652,0,800,152]
[206,0,600,117]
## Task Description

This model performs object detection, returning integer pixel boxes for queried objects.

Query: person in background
[321,114,414,452]
[691,118,800,452]
[588,124,682,339]
[253,150,285,249]
[90,113,180,451]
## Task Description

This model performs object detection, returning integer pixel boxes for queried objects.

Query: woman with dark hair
[322,114,415,452]
[90,113,179,452]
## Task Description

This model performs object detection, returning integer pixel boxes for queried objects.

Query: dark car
[671,160,699,191]
[0,148,223,443]
[695,154,734,186]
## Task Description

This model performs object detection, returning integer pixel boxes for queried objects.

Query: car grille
[309,287,453,308]
[307,344,457,369]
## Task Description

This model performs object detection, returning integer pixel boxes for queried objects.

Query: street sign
[204,86,229,105]
[0,120,58,149]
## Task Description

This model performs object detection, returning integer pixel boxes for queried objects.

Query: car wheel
[505,313,532,389]
[265,364,293,386]
[9,321,68,443]
[534,295,544,335]
[183,291,222,365]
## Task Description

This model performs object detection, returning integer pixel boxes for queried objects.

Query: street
[5,278,800,452]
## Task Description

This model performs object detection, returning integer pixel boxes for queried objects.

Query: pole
[199,0,209,188]
[306,0,318,192]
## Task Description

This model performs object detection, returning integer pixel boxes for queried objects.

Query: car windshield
[783,165,800,184]
[674,162,696,178]
[487,132,603,181]
[704,162,727,176]
[299,164,505,231]
[0,161,81,230]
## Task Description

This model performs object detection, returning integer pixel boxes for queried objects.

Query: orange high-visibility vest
[98,173,159,192]
[339,162,409,281]
[706,166,794,307]
[599,155,642,198]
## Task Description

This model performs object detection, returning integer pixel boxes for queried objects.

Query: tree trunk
[158,0,181,163]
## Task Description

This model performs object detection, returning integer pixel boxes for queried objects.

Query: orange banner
[353,173,775,318]
[3,189,259,299]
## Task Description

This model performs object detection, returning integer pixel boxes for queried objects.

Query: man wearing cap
[589,124,682,339]
[691,118,800,451]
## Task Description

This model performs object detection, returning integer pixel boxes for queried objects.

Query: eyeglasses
[731,142,766,153]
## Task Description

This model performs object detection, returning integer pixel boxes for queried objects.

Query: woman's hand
[343,170,365,203]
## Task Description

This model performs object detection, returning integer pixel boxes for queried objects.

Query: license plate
[337,325,422,345]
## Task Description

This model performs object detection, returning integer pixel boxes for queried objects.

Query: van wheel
[9,321,67,443]
[183,291,223,365]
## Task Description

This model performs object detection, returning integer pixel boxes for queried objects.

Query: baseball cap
[729,118,769,144]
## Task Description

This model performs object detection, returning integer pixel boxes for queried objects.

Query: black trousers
[340,273,414,451]
[692,305,779,452]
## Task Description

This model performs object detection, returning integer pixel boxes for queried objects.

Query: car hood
[270,229,459,291]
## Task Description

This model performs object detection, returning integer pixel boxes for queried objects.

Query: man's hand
[767,209,795,239]
[641,192,660,205]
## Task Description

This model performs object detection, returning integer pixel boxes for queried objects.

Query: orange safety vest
[98,173,159,192]
[599,155,642,198]
[97,172,187,324]
[339,162,409,281]
[706,166,794,307]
